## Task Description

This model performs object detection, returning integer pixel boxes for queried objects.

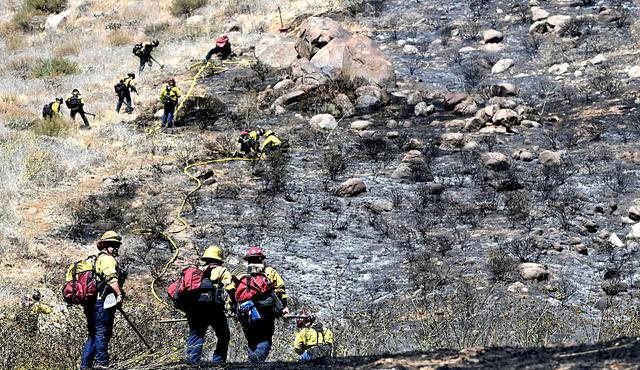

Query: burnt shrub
[252,151,290,194]
[170,0,207,17]
[487,247,518,282]
[600,161,633,193]
[457,61,487,92]
[587,64,620,97]
[509,237,543,263]
[323,148,349,181]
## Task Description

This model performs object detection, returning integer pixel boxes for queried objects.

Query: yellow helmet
[98,230,122,249]
[201,245,223,261]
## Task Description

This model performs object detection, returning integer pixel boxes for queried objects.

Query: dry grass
[53,42,79,58]
[106,30,134,47]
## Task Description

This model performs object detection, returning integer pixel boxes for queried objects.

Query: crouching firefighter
[42,98,63,119]
[258,129,284,155]
[294,313,334,362]
[234,246,289,363]
[80,231,125,369]
[237,129,260,158]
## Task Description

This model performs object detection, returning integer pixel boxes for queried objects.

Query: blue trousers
[81,300,115,369]
[241,315,275,363]
[185,307,230,364]
[162,103,175,127]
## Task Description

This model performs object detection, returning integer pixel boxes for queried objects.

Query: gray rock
[369,199,394,213]
[492,58,514,74]
[519,263,549,281]
[492,109,519,126]
[355,85,389,109]
[629,205,640,222]
[529,20,548,34]
[483,29,504,43]
[440,133,466,150]
[291,58,327,86]
[335,178,366,197]
[406,91,423,106]
[531,7,549,21]
[482,152,510,171]
[335,94,355,117]
[453,97,478,116]
[255,34,298,69]
[414,102,435,117]
[309,114,336,131]
[539,150,561,166]
[341,35,396,87]
[402,44,419,55]
[548,63,569,75]
[295,17,351,59]
[444,92,469,111]
[350,120,372,130]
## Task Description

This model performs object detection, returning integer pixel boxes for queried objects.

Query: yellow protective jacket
[51,101,61,115]
[294,326,334,354]
[260,133,282,151]
[159,85,181,104]
[123,77,137,93]
[96,253,119,287]
[264,265,287,300]
[207,264,236,293]
[248,130,260,141]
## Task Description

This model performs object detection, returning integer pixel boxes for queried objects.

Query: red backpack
[235,268,274,303]
[168,266,224,309]
[62,255,99,305]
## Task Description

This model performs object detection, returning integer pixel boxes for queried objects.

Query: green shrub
[170,0,207,16]
[12,8,37,31]
[30,57,79,78]
[25,0,67,13]
[31,116,74,137]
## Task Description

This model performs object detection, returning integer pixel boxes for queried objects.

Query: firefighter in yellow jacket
[184,246,236,365]
[294,313,334,362]
[81,231,125,370]
[159,77,182,128]
[259,129,283,154]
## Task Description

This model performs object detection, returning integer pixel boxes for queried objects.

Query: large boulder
[444,92,468,111]
[483,29,504,43]
[255,34,299,69]
[492,109,519,126]
[295,17,351,59]
[341,35,396,88]
[482,152,510,171]
[519,263,550,281]
[335,178,366,197]
[310,37,349,74]
[309,114,336,130]
[291,58,327,86]
[492,58,513,74]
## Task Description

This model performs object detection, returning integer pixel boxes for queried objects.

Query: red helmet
[244,245,265,260]
[166,77,176,85]
[296,313,316,328]
[216,35,229,47]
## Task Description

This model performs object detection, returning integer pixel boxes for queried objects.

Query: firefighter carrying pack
[42,102,53,118]
[234,265,283,322]
[114,82,127,96]
[132,43,144,57]
[167,266,224,310]
[66,96,81,110]
[62,255,100,305]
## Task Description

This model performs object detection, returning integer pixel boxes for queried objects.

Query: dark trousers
[81,300,115,369]
[71,108,90,127]
[139,57,151,72]
[116,92,132,113]
[241,315,275,363]
[162,103,176,127]
[185,307,230,364]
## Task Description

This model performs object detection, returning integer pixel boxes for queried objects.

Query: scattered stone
[569,237,582,245]
[406,91,423,105]
[335,178,366,197]
[582,219,599,233]
[444,92,469,111]
[402,44,419,55]
[391,163,413,180]
[492,109,519,126]
[369,199,393,213]
[539,150,561,166]
[309,114,336,131]
[387,120,398,129]
[628,66,640,79]
[386,131,400,138]
[402,150,427,166]
[440,133,466,150]
[519,263,549,281]
[513,150,534,162]
[492,58,513,74]
[358,130,377,138]
[459,46,477,53]
[482,152,510,171]
[629,204,640,221]
[590,54,606,65]
[609,232,624,248]
[548,63,569,75]
[597,7,620,23]
[414,102,435,117]
[186,15,204,25]
[350,120,372,130]
[521,120,540,128]
[341,34,396,87]
[464,117,485,131]
[273,79,295,93]
[627,223,640,240]
[335,94,355,117]
[529,20,548,34]
[273,90,305,107]
[483,29,504,43]
[574,244,588,255]
[274,105,286,115]
[402,138,425,151]
[547,15,571,31]
[255,34,298,69]
[507,281,529,294]
[355,85,389,109]
[295,17,351,59]
[531,7,549,21]
[453,97,478,116]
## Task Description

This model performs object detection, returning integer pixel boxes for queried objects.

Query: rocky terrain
[1,0,640,368]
